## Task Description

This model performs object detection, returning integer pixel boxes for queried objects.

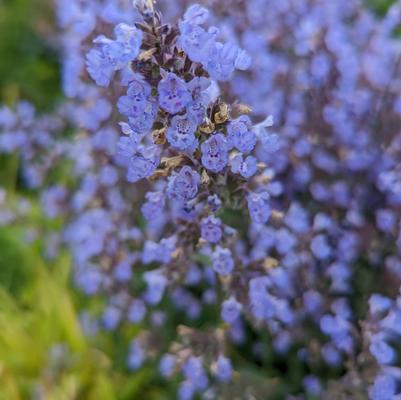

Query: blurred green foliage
[365,0,395,15]
[0,216,183,399]
[0,0,60,110]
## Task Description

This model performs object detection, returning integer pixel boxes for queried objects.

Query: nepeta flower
[166,114,198,151]
[247,191,271,224]
[142,237,176,264]
[86,48,115,87]
[128,98,158,135]
[182,4,209,25]
[230,153,258,178]
[227,115,256,154]
[201,133,229,173]
[203,42,247,81]
[113,23,143,63]
[117,124,141,157]
[87,23,142,86]
[158,72,191,114]
[213,356,233,383]
[178,23,216,64]
[159,354,176,377]
[128,299,146,323]
[221,297,241,323]
[117,76,152,117]
[127,339,145,370]
[188,76,211,101]
[167,166,200,200]
[186,100,206,125]
[310,234,331,260]
[143,270,168,305]
[369,375,398,400]
[212,246,234,276]
[201,215,222,243]
[207,194,222,212]
[182,356,208,390]
[126,145,161,182]
[141,191,166,221]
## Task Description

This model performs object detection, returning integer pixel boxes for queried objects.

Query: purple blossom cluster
[1,0,401,398]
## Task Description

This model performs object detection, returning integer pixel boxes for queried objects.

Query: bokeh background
[0,0,398,399]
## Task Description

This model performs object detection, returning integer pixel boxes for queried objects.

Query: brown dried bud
[213,102,230,124]
[149,169,169,181]
[271,210,284,224]
[177,325,192,336]
[231,103,252,118]
[133,0,155,16]
[201,169,211,185]
[152,128,166,144]
[138,47,158,62]
[161,155,186,170]
[254,174,270,185]
[197,238,210,249]
[263,257,279,270]
[171,247,184,260]
[199,118,215,134]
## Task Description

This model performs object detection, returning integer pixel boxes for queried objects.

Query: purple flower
[178,23,216,64]
[227,115,256,154]
[141,191,166,221]
[102,306,121,331]
[178,381,195,400]
[212,246,234,276]
[230,154,258,178]
[117,75,152,117]
[86,48,115,87]
[41,185,67,219]
[369,294,392,315]
[128,299,146,323]
[158,72,191,114]
[235,49,252,70]
[201,133,229,173]
[370,336,396,365]
[113,23,143,63]
[166,114,198,151]
[99,165,118,186]
[182,356,208,390]
[207,194,222,212]
[247,191,271,224]
[142,236,177,264]
[369,375,398,400]
[128,98,158,135]
[221,297,242,323]
[114,258,133,282]
[203,42,242,81]
[127,339,145,370]
[87,23,142,86]
[213,355,233,382]
[182,4,209,25]
[303,376,322,396]
[126,146,161,183]
[310,234,331,260]
[201,215,222,243]
[167,166,200,200]
[159,354,176,377]
[188,76,211,101]
[143,270,168,305]
[376,209,396,232]
[117,124,141,157]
